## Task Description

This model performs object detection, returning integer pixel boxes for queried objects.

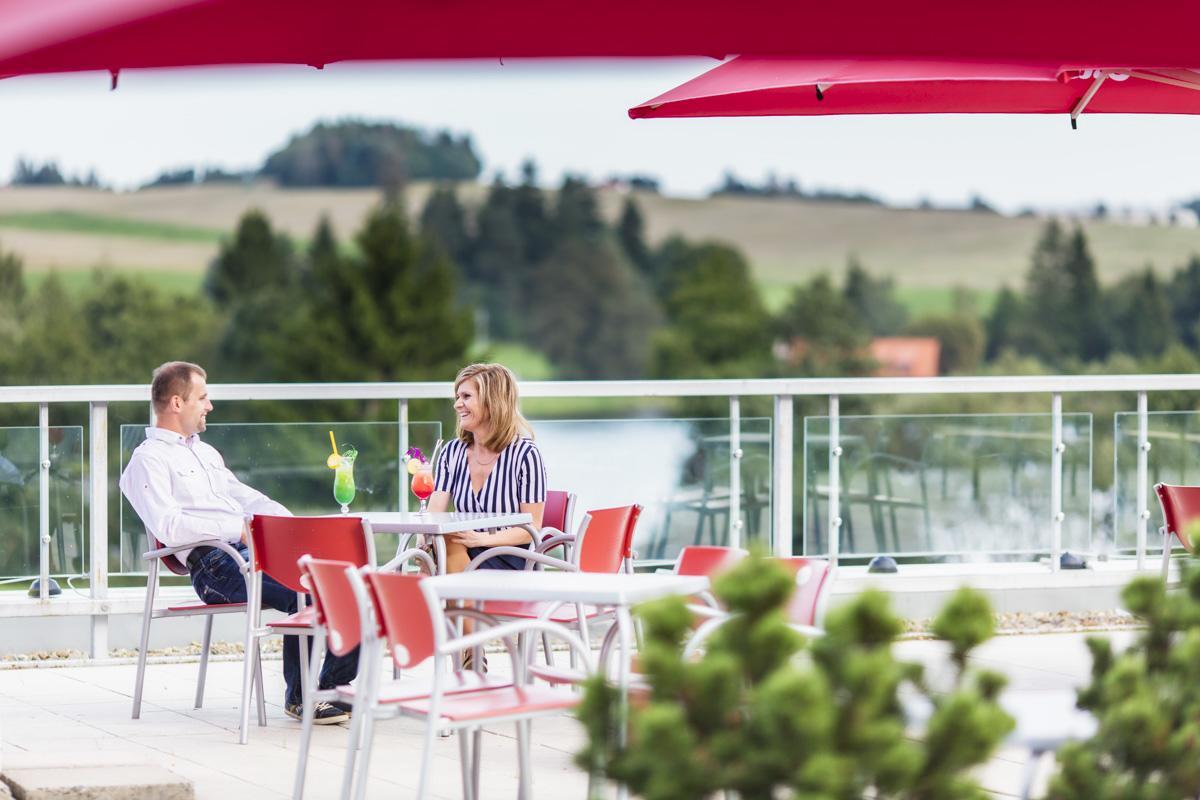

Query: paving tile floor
[0,630,1136,799]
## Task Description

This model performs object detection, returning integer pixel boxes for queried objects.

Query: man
[120,361,356,724]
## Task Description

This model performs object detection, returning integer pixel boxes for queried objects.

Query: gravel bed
[903,609,1143,638]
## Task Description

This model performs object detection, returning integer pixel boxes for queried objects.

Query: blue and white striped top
[435,436,547,514]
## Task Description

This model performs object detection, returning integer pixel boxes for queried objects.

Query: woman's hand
[447,529,492,548]
[448,525,534,550]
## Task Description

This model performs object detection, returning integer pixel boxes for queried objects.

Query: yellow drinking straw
[327,430,341,468]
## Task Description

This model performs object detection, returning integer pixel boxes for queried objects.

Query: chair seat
[479,600,606,622]
[397,685,579,722]
[267,606,316,630]
[162,601,246,614]
[337,671,511,703]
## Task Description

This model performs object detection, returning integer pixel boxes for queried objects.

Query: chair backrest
[298,557,364,656]
[148,531,190,576]
[775,557,833,627]
[542,490,577,540]
[364,571,438,670]
[577,504,642,574]
[674,545,748,577]
[1155,483,1200,551]
[250,514,375,593]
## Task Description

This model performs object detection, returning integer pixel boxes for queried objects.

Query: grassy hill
[3,184,1200,314]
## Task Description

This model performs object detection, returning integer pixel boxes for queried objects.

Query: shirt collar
[144,426,200,447]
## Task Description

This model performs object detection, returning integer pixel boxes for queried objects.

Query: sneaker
[285,701,350,725]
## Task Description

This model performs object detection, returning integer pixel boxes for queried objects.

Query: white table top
[358,511,532,535]
[429,570,709,606]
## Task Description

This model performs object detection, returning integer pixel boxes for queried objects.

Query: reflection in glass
[803,413,1092,562]
[1114,411,1200,558]
[0,426,85,578]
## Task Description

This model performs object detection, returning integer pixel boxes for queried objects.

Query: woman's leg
[445,538,471,574]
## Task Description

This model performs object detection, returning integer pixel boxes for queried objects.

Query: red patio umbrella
[1,0,1200,78]
[629,57,1200,127]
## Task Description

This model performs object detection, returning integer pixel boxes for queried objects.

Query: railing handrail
[5,373,1200,403]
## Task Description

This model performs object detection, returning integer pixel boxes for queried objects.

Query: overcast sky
[1,59,1198,214]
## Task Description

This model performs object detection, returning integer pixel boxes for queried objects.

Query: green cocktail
[333,446,357,513]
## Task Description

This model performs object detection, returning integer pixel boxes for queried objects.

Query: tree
[617,196,653,278]
[1020,220,1108,364]
[260,119,481,187]
[203,210,298,306]
[776,274,873,376]
[984,286,1023,361]
[1168,256,1200,350]
[650,243,771,379]
[0,243,25,309]
[905,314,985,375]
[529,236,660,379]
[513,161,553,265]
[419,184,471,269]
[842,257,908,336]
[470,179,527,340]
[551,176,605,241]
[1105,267,1175,358]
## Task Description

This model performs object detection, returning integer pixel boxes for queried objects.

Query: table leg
[614,605,634,800]
[434,536,448,576]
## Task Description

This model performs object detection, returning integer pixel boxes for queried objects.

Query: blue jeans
[190,544,359,706]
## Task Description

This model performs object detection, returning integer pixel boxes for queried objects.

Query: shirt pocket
[173,466,210,504]
[201,458,229,494]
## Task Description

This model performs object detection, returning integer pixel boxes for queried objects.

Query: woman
[429,362,546,574]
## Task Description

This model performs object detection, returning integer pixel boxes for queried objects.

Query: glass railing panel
[118,422,441,573]
[802,413,1092,561]
[533,417,772,563]
[1113,411,1200,557]
[0,426,85,579]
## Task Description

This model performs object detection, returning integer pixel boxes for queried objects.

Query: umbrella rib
[1070,72,1108,128]
[1127,68,1200,92]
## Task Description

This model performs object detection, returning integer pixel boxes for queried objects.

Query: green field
[25,268,204,296]
[0,210,224,243]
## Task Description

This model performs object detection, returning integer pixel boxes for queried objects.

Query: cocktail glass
[333,446,357,513]
[411,463,434,514]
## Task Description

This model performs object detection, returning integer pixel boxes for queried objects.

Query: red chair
[238,514,376,744]
[1154,483,1200,581]
[132,532,264,723]
[345,569,589,800]
[539,489,577,559]
[776,557,834,631]
[670,544,748,609]
[465,505,643,671]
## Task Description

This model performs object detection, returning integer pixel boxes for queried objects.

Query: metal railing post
[89,402,109,658]
[38,403,50,602]
[1050,394,1064,573]
[828,395,841,566]
[399,398,410,512]
[772,395,793,557]
[1136,391,1150,570]
[729,396,742,550]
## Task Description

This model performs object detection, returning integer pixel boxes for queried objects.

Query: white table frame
[356,511,535,575]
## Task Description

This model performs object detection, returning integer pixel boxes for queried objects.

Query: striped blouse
[434,437,547,570]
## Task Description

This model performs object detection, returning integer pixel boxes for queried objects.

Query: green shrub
[577,553,1013,799]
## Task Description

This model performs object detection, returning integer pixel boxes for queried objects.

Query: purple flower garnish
[405,447,426,464]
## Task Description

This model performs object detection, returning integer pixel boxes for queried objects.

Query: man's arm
[120,452,243,548]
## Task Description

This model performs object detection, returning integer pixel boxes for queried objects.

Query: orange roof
[869,337,940,377]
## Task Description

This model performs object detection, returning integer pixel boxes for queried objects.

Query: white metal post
[1136,391,1150,570]
[729,396,742,550]
[828,395,841,566]
[399,399,410,513]
[89,402,109,658]
[1050,394,1064,573]
[38,403,50,601]
[772,395,793,557]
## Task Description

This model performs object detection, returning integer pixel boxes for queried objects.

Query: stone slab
[1,765,192,800]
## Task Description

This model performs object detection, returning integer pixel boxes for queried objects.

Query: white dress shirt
[120,426,290,565]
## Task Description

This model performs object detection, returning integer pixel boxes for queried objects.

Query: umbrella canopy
[2,0,1200,78]
[630,57,1200,124]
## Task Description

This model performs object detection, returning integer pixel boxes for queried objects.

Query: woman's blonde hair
[454,363,533,451]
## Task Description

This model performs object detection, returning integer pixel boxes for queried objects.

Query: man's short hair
[151,361,206,413]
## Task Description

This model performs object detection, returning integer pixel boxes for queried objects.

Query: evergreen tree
[617,196,653,277]
[1021,220,1108,364]
[905,314,985,374]
[776,275,873,375]
[529,236,660,379]
[0,275,92,384]
[651,243,772,379]
[419,185,471,268]
[1168,255,1200,349]
[842,256,908,336]
[471,179,527,340]
[1105,267,1175,358]
[513,161,553,265]
[552,176,605,241]
[984,286,1023,361]
[203,210,298,305]
[0,244,24,309]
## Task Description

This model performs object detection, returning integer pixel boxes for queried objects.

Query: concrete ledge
[1,766,191,800]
